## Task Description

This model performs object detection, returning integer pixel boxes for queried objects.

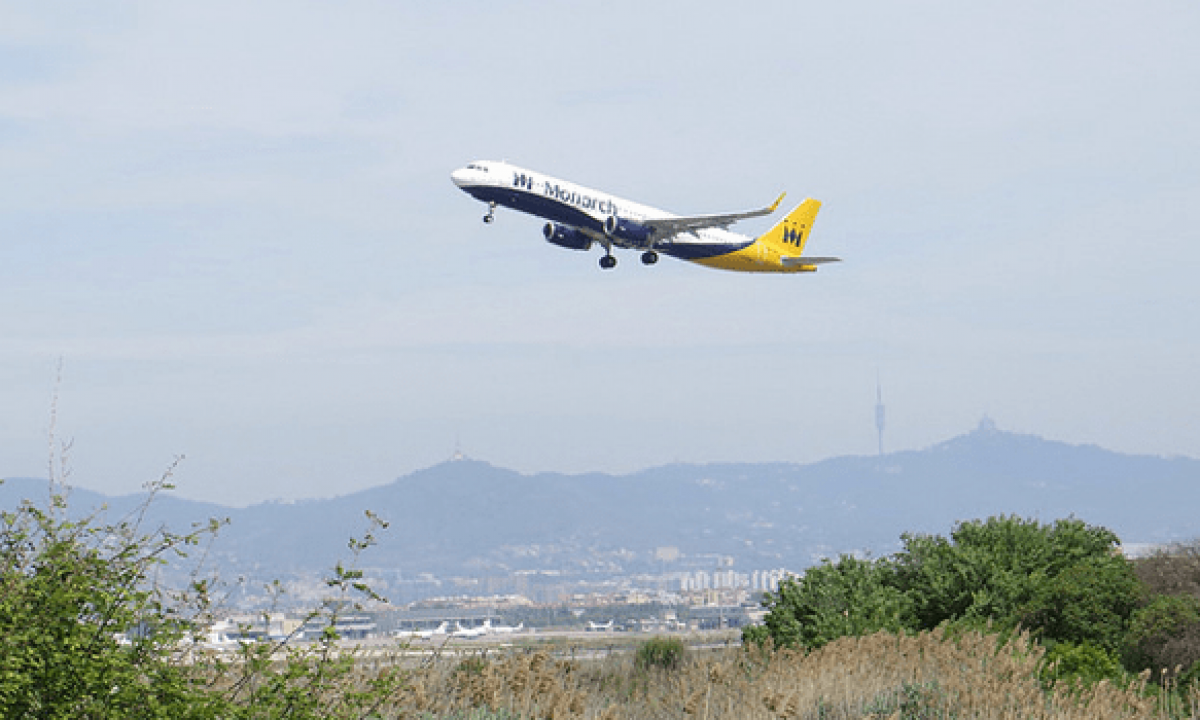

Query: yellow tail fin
[760,198,822,255]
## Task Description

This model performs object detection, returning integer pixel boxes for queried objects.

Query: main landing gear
[598,250,657,269]
[598,238,617,270]
[482,202,496,224]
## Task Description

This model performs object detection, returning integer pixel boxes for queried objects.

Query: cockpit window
[466,163,488,172]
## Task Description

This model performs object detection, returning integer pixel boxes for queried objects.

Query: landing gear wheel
[599,255,617,270]
[482,202,497,224]
[641,251,659,265]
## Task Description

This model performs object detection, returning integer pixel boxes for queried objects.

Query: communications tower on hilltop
[875,376,886,457]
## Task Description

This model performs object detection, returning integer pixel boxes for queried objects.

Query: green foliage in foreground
[747,515,1200,692]
[1,465,217,719]
[0,470,404,720]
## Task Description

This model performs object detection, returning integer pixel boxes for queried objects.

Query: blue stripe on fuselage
[658,238,755,261]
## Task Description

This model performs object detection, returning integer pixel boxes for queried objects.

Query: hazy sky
[2,2,1197,506]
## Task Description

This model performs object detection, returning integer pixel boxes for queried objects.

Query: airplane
[450,160,840,272]
[394,621,449,641]
[586,620,614,632]
[452,621,488,639]
[490,620,524,635]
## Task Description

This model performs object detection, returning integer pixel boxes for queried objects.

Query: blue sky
[2,2,1197,506]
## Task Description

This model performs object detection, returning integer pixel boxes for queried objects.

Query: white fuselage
[451,160,750,254]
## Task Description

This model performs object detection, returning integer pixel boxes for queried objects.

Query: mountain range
[4,420,1197,602]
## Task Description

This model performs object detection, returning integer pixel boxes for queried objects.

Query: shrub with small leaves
[1040,641,1124,688]
[635,636,687,672]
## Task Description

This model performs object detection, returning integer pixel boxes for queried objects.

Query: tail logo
[782,225,806,246]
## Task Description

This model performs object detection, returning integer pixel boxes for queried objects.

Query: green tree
[1122,594,1200,679]
[749,554,913,649]
[1020,554,1141,653]
[1126,540,1200,688]
[893,515,1133,643]
[749,515,1139,655]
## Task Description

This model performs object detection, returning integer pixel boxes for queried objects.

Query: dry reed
[212,629,1199,719]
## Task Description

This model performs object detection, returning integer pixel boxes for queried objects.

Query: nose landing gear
[482,202,496,224]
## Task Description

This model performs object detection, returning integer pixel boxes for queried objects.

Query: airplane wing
[642,192,786,237]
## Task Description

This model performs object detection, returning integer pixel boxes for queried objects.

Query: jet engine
[604,215,653,246]
[543,223,593,251]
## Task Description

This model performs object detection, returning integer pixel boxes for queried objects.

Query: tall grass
[277,628,1200,718]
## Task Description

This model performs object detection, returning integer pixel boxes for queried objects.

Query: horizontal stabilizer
[781,256,841,267]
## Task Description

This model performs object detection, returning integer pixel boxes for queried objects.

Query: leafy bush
[0,468,403,720]
[0,467,220,719]
[1123,594,1200,680]
[1040,641,1124,687]
[749,554,912,649]
[1127,540,1200,684]
[894,516,1132,636]
[1019,553,1142,652]
[741,623,770,648]
[750,515,1141,655]
[634,636,687,672]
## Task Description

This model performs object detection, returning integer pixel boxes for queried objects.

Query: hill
[4,420,1197,603]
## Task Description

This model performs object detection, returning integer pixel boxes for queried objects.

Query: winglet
[767,192,786,214]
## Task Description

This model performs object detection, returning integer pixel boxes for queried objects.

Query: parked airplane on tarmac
[452,621,489,639]
[490,620,524,635]
[394,621,449,641]
[451,161,840,272]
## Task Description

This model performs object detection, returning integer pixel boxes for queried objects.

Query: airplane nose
[450,167,470,188]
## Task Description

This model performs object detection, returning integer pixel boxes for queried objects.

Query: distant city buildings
[675,568,792,593]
